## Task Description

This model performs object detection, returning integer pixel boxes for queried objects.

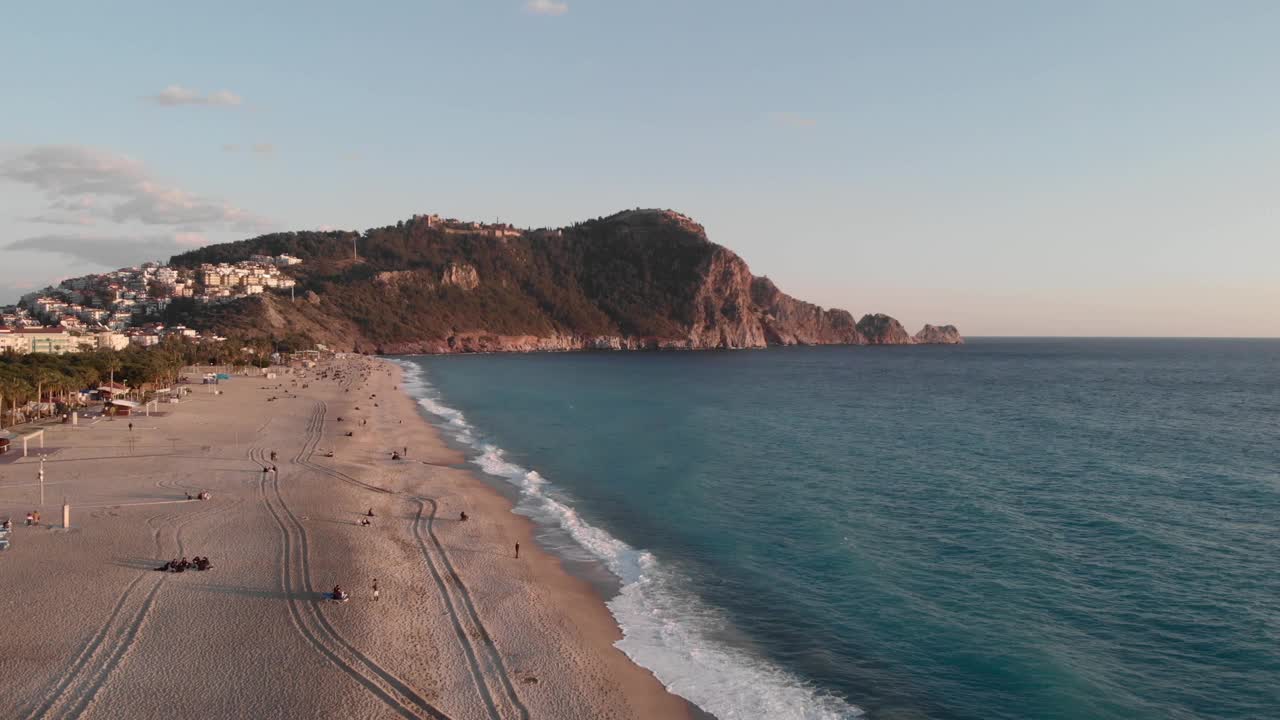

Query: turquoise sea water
[397,340,1280,720]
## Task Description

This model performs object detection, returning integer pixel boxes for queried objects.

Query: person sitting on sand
[460,511,468,522]
[156,560,172,572]
[359,517,371,526]
[391,451,401,460]
[332,585,347,601]
[25,512,34,526]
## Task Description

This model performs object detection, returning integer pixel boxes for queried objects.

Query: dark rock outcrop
[857,314,914,345]
[914,324,964,345]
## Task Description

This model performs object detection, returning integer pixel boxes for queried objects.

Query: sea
[395,339,1280,720]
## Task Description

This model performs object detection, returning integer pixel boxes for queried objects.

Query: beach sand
[0,356,696,720]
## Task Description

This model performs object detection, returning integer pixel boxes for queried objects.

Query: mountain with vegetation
[166,209,962,353]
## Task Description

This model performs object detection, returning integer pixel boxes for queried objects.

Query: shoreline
[383,357,712,720]
[0,354,699,719]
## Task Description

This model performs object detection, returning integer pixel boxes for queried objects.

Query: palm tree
[0,377,32,429]
[33,368,58,420]
[0,375,16,429]
[105,357,123,391]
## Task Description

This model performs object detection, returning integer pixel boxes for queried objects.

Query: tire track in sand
[27,500,234,719]
[252,427,451,720]
[296,401,529,720]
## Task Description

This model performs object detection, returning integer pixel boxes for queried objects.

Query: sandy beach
[0,355,696,720]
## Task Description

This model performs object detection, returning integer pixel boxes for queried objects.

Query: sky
[2,0,1279,336]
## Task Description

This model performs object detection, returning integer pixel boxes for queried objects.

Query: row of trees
[0,335,294,429]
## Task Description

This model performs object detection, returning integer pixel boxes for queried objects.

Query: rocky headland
[165,209,963,354]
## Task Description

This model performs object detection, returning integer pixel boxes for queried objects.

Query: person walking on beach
[514,542,520,559]
[128,422,133,432]
[372,579,380,601]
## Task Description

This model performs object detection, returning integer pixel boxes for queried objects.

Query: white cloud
[222,144,241,152]
[251,143,274,154]
[205,90,242,106]
[4,233,206,267]
[148,85,243,107]
[21,213,96,226]
[525,0,568,16]
[1,145,271,232]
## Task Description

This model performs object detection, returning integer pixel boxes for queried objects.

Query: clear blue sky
[3,1,1278,336]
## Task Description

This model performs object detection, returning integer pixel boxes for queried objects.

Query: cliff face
[169,209,962,353]
[750,277,863,346]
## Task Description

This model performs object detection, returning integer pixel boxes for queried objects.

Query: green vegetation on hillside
[169,212,720,347]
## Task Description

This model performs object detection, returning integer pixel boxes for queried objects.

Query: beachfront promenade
[0,357,691,720]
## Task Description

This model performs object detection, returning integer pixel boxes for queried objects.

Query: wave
[394,359,864,720]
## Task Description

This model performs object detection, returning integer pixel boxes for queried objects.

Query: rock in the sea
[857,314,914,344]
[914,324,964,344]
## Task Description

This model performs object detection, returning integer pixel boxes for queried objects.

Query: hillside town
[0,254,301,354]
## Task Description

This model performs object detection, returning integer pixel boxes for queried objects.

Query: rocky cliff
[167,209,962,353]
[913,324,964,345]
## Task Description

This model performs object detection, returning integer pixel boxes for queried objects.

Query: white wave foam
[390,359,864,720]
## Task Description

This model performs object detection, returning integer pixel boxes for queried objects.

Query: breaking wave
[395,359,863,720]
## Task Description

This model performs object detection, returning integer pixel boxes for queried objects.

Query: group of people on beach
[185,491,212,501]
[156,556,212,573]
[24,511,41,526]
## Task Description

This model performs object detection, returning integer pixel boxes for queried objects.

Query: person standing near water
[372,579,380,601]
[514,542,520,559]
